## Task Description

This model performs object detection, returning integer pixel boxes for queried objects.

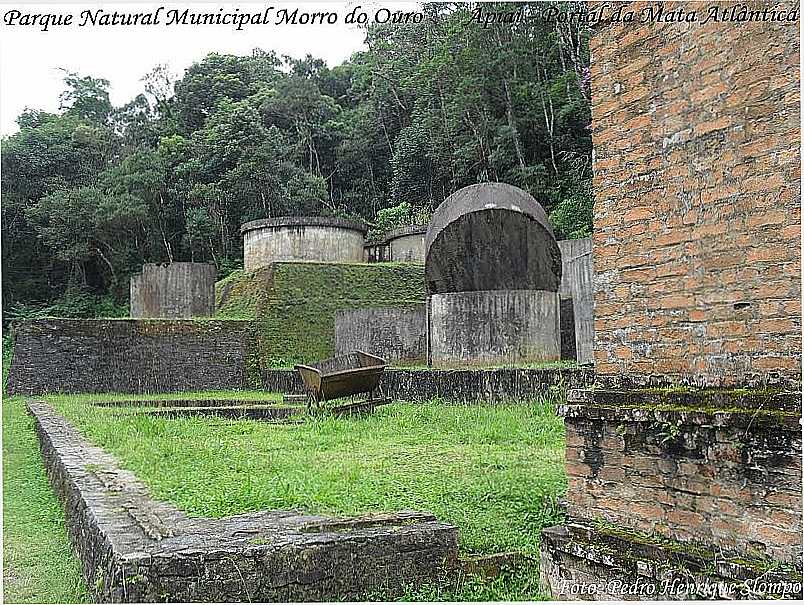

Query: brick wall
[591,1,801,386]
[7,319,257,395]
[562,398,802,562]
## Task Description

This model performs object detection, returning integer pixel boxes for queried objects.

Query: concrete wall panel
[334,306,426,363]
[241,217,366,271]
[428,290,560,367]
[558,238,594,364]
[130,262,216,318]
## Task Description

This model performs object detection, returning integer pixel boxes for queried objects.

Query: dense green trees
[1,2,592,317]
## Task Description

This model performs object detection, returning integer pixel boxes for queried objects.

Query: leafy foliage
[2,4,592,315]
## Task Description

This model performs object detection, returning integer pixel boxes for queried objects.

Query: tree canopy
[1,2,592,318]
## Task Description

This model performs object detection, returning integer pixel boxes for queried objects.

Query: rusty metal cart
[295,351,388,412]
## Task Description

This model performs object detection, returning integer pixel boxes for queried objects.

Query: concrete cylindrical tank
[130,262,217,318]
[425,183,562,367]
[386,225,427,263]
[241,217,367,271]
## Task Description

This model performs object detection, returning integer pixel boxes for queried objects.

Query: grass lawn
[4,382,567,600]
[2,396,87,603]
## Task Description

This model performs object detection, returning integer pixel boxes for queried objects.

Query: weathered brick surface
[28,401,458,602]
[590,1,801,386]
[7,319,257,395]
[559,395,802,563]
[540,522,803,600]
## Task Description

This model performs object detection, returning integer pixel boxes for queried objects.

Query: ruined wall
[363,242,390,263]
[558,238,594,364]
[562,391,802,563]
[215,263,426,367]
[29,401,459,603]
[241,217,366,271]
[261,366,594,401]
[130,263,217,318]
[426,183,562,366]
[334,306,426,363]
[7,319,256,395]
[591,1,801,386]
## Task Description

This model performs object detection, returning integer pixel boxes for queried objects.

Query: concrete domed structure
[425,183,562,366]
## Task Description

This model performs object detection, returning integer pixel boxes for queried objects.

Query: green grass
[3,371,566,600]
[51,398,565,559]
[2,396,87,603]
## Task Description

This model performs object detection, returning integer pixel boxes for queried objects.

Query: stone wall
[29,401,458,602]
[6,319,256,395]
[429,290,560,367]
[130,262,217,318]
[241,217,366,271]
[540,521,803,600]
[334,306,426,363]
[558,238,594,364]
[591,0,801,386]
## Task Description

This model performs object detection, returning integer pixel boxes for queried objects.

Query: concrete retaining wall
[241,217,366,271]
[334,306,426,363]
[130,262,217,318]
[428,290,561,367]
[558,238,594,364]
[261,366,592,401]
[6,319,256,395]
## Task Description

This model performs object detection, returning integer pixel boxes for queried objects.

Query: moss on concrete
[215,262,426,368]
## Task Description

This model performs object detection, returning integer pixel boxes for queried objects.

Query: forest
[1,2,592,319]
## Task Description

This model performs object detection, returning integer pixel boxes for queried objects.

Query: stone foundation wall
[540,522,803,600]
[262,366,593,401]
[29,401,458,602]
[6,319,257,395]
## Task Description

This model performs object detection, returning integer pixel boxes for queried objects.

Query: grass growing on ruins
[47,396,566,599]
[215,263,426,367]
[53,399,566,559]
[3,371,566,601]
[2,395,87,603]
